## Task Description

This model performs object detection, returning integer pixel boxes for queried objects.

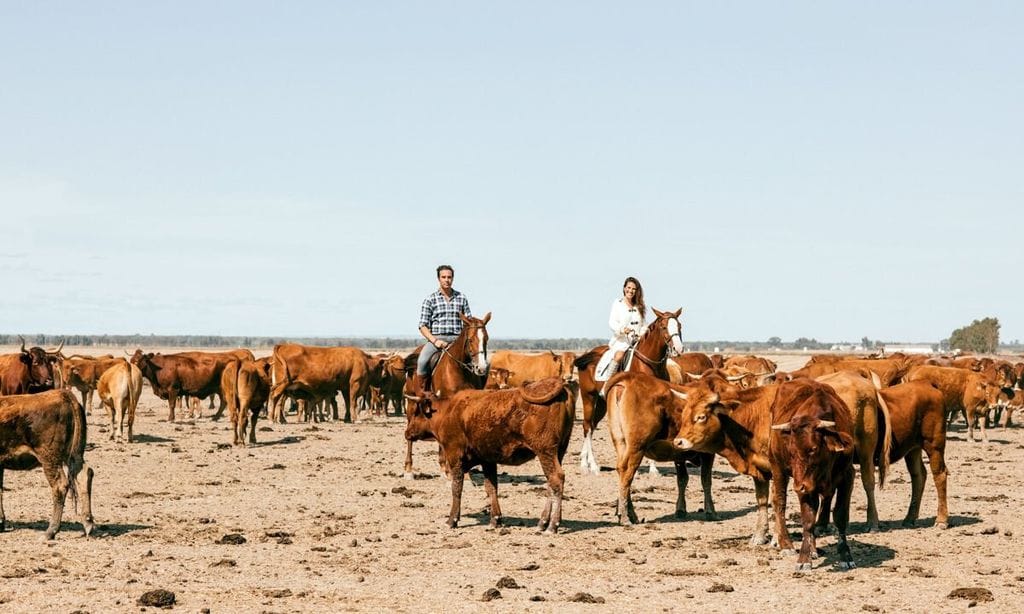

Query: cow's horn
[771,422,791,431]
[817,420,836,429]
[686,372,704,380]
[47,339,65,355]
[670,389,688,400]
[726,374,747,382]
[124,349,134,356]
[403,394,422,402]
[19,335,26,353]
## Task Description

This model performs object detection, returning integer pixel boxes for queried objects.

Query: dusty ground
[2,350,1023,612]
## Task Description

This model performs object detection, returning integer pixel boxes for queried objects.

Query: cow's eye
[695,414,707,423]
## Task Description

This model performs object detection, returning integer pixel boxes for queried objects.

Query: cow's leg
[88,388,97,411]
[815,492,833,536]
[127,397,135,444]
[447,459,465,529]
[166,392,177,422]
[78,464,95,537]
[860,450,880,532]
[481,462,502,527]
[699,453,717,520]
[248,407,259,446]
[437,443,451,480]
[771,472,794,551]
[795,493,819,571]
[338,387,348,422]
[923,440,949,529]
[0,468,6,532]
[116,395,126,443]
[42,463,68,540]
[833,467,856,570]
[211,393,227,421]
[751,478,770,545]
[615,450,643,525]
[902,450,926,527]
[979,407,990,444]
[538,452,565,534]
[673,457,690,519]
[79,389,89,415]
[107,401,116,441]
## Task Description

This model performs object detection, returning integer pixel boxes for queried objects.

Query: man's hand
[433,339,449,349]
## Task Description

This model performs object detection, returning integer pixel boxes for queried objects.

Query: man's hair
[436,265,454,278]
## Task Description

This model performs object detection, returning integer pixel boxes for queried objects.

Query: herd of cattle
[2,329,1023,572]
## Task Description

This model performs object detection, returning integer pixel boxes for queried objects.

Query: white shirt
[607,298,645,349]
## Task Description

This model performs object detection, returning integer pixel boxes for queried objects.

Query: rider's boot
[599,362,620,398]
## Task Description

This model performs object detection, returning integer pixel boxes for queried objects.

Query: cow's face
[772,415,853,496]
[64,362,84,387]
[404,394,438,442]
[489,367,513,389]
[671,385,738,452]
[23,346,54,389]
[974,380,1003,408]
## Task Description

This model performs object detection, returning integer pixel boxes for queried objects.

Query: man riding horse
[414,264,475,395]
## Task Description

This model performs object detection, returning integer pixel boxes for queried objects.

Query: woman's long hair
[623,276,646,320]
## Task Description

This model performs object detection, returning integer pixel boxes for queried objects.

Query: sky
[1,2,1021,343]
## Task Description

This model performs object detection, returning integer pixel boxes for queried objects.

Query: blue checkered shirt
[419,289,472,335]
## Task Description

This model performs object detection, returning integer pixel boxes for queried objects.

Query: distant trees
[861,336,873,349]
[767,336,782,347]
[949,317,1000,353]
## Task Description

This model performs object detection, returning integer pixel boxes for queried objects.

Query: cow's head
[403,391,442,442]
[771,415,854,496]
[459,312,491,376]
[488,367,514,389]
[671,383,742,452]
[19,336,61,391]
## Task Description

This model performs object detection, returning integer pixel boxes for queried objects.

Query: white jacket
[607,298,645,351]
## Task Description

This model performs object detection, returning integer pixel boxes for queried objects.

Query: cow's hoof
[83,521,95,537]
[749,534,770,546]
[935,522,948,530]
[404,472,415,480]
[836,560,855,571]
[543,527,558,535]
[794,562,813,572]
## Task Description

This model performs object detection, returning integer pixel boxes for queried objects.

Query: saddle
[403,347,444,376]
[594,347,636,382]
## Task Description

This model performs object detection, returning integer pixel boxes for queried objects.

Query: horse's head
[645,307,684,357]
[459,312,491,376]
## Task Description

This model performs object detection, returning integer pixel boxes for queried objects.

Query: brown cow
[605,372,720,524]
[97,359,142,443]
[63,356,122,411]
[815,371,892,531]
[666,352,714,384]
[484,367,514,390]
[877,381,949,528]
[0,389,95,539]
[404,378,574,533]
[724,355,778,385]
[0,338,63,395]
[905,365,1005,440]
[177,349,255,419]
[793,357,911,387]
[269,344,371,423]
[486,351,563,388]
[221,357,273,446]
[379,354,406,415]
[131,351,225,422]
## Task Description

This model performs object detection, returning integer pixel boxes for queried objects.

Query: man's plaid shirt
[419,289,472,335]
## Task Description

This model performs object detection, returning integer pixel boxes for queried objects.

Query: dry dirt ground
[2,350,1024,612]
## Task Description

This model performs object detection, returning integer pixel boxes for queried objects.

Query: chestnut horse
[575,308,686,474]
[403,313,491,478]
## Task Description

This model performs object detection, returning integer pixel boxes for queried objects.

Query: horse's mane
[574,347,608,370]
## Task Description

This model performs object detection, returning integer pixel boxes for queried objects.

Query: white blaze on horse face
[667,318,684,354]
[476,329,488,372]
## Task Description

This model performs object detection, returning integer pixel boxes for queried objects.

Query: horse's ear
[672,307,682,318]
[653,308,665,318]
[481,312,491,325]
[459,313,471,324]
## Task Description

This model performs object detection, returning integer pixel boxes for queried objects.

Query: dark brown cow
[0,338,63,395]
[97,359,142,443]
[63,356,122,411]
[672,379,857,570]
[131,351,225,422]
[177,349,255,419]
[766,380,857,570]
[404,378,574,533]
[379,354,406,415]
[0,389,94,539]
[605,372,720,524]
[269,345,371,423]
[221,357,272,446]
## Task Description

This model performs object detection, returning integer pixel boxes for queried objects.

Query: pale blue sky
[2,2,1021,342]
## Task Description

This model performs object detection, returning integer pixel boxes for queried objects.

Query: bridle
[632,315,682,367]
[440,323,488,377]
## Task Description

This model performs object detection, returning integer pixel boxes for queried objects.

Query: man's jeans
[416,335,458,375]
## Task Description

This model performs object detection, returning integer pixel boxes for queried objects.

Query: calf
[97,359,142,443]
[404,378,574,533]
[484,367,514,390]
[605,372,720,525]
[0,389,95,539]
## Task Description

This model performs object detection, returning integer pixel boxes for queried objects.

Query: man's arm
[418,299,447,348]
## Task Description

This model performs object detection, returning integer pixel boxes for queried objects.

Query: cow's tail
[127,362,141,416]
[66,390,87,513]
[869,371,892,489]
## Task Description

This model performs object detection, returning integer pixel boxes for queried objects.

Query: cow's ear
[713,400,741,414]
[821,429,855,454]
